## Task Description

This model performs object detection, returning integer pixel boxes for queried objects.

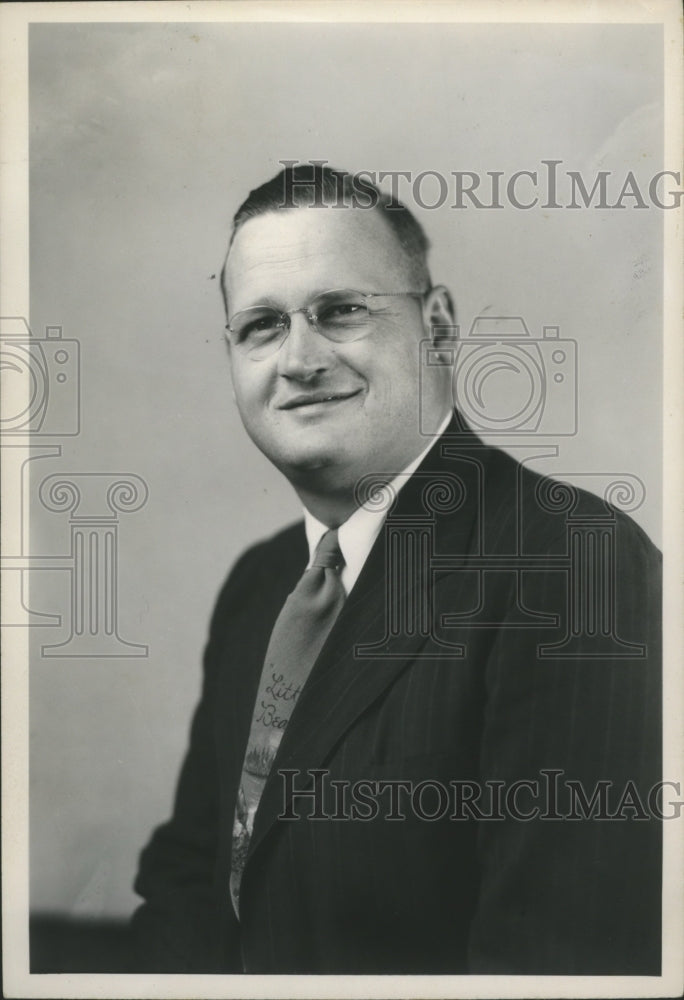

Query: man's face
[224,206,449,492]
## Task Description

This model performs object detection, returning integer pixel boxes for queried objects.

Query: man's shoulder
[212,519,307,606]
[235,519,307,568]
[434,432,659,562]
[512,451,659,562]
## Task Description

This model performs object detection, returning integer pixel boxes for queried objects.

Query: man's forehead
[225,206,410,306]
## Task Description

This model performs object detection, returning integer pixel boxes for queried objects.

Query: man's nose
[276,311,333,380]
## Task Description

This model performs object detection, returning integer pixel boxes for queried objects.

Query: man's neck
[293,483,360,529]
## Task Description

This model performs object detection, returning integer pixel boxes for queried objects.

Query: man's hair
[220,163,431,317]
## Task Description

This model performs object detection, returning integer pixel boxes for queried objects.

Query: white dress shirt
[304,413,452,595]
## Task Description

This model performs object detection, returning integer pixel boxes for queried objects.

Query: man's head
[220,164,455,514]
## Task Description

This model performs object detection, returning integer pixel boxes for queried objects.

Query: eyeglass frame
[224,287,432,358]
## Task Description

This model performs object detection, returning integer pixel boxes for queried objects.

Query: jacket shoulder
[207,520,306,637]
[479,441,660,560]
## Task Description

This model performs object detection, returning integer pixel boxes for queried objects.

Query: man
[132,164,661,975]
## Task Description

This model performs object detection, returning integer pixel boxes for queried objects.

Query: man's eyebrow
[234,287,341,312]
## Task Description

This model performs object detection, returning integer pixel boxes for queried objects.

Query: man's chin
[253,428,371,491]
[262,440,341,480]
[280,449,338,478]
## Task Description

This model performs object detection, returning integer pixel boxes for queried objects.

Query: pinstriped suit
[132,421,662,974]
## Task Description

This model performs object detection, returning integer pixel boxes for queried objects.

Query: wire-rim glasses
[225,288,430,360]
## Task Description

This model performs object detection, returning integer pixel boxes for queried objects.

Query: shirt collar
[303,412,452,593]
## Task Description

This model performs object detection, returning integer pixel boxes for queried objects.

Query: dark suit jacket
[132,423,662,975]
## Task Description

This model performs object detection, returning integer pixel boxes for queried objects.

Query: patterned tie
[230,528,346,914]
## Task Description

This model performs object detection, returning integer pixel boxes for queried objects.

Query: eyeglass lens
[229,290,376,358]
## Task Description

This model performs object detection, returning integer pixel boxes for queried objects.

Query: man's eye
[240,315,278,340]
[319,302,368,324]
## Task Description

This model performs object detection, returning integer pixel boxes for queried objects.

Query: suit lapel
[246,419,488,864]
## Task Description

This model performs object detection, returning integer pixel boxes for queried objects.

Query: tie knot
[311,528,344,571]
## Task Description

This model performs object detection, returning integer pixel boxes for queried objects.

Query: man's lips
[277,389,362,410]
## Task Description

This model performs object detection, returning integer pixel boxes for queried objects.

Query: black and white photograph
[1,1,682,997]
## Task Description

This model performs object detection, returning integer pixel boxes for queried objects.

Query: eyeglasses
[225,288,429,360]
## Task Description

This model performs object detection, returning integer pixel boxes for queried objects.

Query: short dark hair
[220,163,431,316]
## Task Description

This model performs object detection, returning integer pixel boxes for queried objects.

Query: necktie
[230,528,346,914]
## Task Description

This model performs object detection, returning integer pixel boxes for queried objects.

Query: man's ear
[423,285,457,350]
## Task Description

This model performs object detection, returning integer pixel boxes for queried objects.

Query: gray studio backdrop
[26,21,663,920]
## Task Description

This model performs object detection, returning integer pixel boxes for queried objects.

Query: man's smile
[277,389,363,411]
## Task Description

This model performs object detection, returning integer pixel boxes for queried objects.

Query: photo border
[2,2,682,997]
